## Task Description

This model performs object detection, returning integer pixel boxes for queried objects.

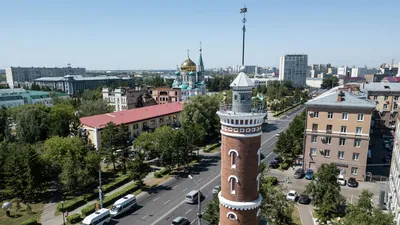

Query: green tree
[100,122,121,171]
[143,75,166,87]
[203,192,220,224]
[152,126,179,169]
[77,99,113,117]
[133,132,157,159]
[49,103,79,137]
[273,131,294,159]
[81,89,103,101]
[321,76,339,89]
[0,106,10,141]
[127,152,149,188]
[59,156,95,194]
[305,163,344,223]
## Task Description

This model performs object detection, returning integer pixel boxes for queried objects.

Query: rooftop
[80,102,183,129]
[363,83,400,92]
[306,90,375,109]
[230,72,254,88]
[35,75,131,82]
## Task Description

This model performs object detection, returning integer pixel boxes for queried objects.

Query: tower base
[219,206,260,225]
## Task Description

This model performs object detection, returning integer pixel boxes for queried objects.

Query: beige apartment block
[304,90,375,181]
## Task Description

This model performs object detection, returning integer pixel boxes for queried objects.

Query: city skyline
[1,0,399,70]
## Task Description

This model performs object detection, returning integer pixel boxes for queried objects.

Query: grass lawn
[209,146,221,153]
[292,206,302,225]
[0,202,43,225]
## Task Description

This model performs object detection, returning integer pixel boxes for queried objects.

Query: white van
[110,194,137,217]
[185,190,203,204]
[82,208,111,225]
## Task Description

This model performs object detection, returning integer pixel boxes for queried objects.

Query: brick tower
[217,71,267,225]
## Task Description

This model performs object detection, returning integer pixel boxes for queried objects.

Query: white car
[337,175,346,186]
[212,185,221,194]
[276,132,281,137]
[286,190,297,201]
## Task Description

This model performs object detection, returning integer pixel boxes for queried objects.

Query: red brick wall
[220,134,261,202]
[220,206,259,225]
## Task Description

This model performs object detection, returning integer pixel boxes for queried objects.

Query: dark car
[269,160,279,168]
[347,177,358,188]
[298,194,311,204]
[293,168,305,179]
[172,216,190,225]
[274,157,283,163]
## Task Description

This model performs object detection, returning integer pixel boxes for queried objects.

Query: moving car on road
[276,132,281,137]
[298,194,311,204]
[82,208,111,225]
[305,169,314,180]
[347,177,359,188]
[269,160,279,168]
[337,174,346,186]
[286,190,298,201]
[172,216,190,225]
[293,168,305,179]
[185,190,203,204]
[212,185,221,194]
[110,194,137,218]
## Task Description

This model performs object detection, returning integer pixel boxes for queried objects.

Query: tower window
[227,212,238,221]
[228,149,239,169]
[234,95,238,100]
[228,175,238,194]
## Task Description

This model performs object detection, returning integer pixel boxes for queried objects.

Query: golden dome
[181,57,196,72]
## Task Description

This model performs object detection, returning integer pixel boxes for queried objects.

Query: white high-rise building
[279,54,308,87]
[388,117,400,224]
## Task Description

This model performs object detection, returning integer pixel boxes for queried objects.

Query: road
[113,106,304,225]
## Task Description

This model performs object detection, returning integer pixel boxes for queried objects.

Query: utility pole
[189,175,202,225]
[240,6,247,67]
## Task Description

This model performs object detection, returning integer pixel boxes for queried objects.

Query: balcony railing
[219,102,267,114]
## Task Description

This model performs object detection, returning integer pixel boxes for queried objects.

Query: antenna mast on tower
[240,6,247,67]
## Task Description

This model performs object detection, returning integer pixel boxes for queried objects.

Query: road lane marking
[182,188,188,192]
[142,214,149,219]
[210,170,215,173]
[173,185,179,189]
[153,197,160,201]
[185,209,192,214]
[198,177,203,182]
[164,200,170,205]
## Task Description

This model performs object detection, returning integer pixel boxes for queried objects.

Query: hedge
[67,213,82,224]
[102,175,131,193]
[153,168,170,178]
[81,204,96,217]
[272,102,303,117]
[103,183,140,208]
[279,163,290,170]
[20,219,39,225]
[203,143,221,153]
[57,196,86,213]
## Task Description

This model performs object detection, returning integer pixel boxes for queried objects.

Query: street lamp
[188,175,202,225]
[61,201,66,225]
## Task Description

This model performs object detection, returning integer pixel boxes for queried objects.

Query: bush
[102,175,131,193]
[264,176,278,186]
[81,204,96,217]
[67,213,82,224]
[102,183,140,208]
[279,163,290,170]
[203,143,221,153]
[82,193,97,202]
[20,219,38,225]
[56,196,86,213]
[153,171,162,178]
[273,102,302,117]
[154,168,170,178]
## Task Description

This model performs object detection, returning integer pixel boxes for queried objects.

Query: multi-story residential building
[279,54,308,87]
[149,87,182,104]
[0,88,68,108]
[250,77,279,87]
[304,90,375,181]
[5,65,86,88]
[35,75,132,96]
[388,115,400,224]
[80,102,183,149]
[102,87,156,112]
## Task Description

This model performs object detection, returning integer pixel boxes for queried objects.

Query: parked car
[293,168,305,179]
[269,160,279,168]
[276,132,281,137]
[337,175,346,186]
[305,169,314,180]
[212,185,221,194]
[286,190,297,201]
[298,194,311,204]
[347,177,358,188]
[273,157,283,163]
[172,216,190,225]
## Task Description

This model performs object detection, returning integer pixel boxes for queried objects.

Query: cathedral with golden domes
[172,44,206,100]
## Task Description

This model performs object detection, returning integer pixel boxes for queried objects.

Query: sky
[1,0,399,70]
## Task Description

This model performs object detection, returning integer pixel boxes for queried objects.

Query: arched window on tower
[228,175,238,194]
[228,149,239,169]
[257,173,261,192]
[257,148,261,166]
[227,212,238,221]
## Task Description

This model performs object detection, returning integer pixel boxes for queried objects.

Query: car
[276,132,281,137]
[293,168,305,179]
[347,177,358,188]
[305,169,314,180]
[172,216,190,225]
[269,160,279,168]
[273,157,283,163]
[260,153,265,160]
[298,194,311,204]
[212,185,221,194]
[337,175,346,186]
[286,190,297,201]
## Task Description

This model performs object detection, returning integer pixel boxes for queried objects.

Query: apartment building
[102,87,156,112]
[149,87,182,104]
[80,102,183,149]
[279,54,308,87]
[6,66,86,88]
[0,88,68,108]
[304,90,375,181]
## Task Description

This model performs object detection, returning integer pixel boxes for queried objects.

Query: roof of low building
[306,90,375,109]
[363,82,400,92]
[80,102,184,129]
[383,76,400,83]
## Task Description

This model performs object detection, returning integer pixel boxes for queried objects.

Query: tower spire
[198,42,204,73]
[240,6,247,66]
[187,49,190,58]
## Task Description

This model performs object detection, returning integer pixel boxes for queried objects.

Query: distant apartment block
[102,87,156,112]
[250,77,279,87]
[6,66,86,88]
[149,87,182,104]
[387,115,400,223]
[35,75,132,96]
[304,90,375,181]
[279,54,308,87]
[0,88,68,108]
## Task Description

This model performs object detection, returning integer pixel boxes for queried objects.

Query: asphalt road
[113,107,304,225]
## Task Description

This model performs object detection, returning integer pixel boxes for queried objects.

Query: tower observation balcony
[218,101,267,116]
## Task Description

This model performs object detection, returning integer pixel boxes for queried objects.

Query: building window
[384,96,389,100]
[311,135,317,143]
[160,117,164,123]
[351,167,358,175]
[373,95,378,100]
[339,138,346,146]
[227,212,238,221]
[354,139,361,148]
[133,124,138,130]
[395,96,399,101]
[234,128,238,132]
[328,112,333,119]
[310,148,316,156]
[313,111,319,118]
[234,95,237,100]
[324,149,330,158]
[326,125,332,133]
[326,137,332,144]
[342,112,348,120]
[338,151,344,160]
[357,113,364,121]
[356,127,362,135]
[384,104,388,109]
[312,124,318,131]
[229,176,238,194]
[340,126,347,133]
[150,120,155,125]
[353,153,360,161]
[394,103,398,109]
